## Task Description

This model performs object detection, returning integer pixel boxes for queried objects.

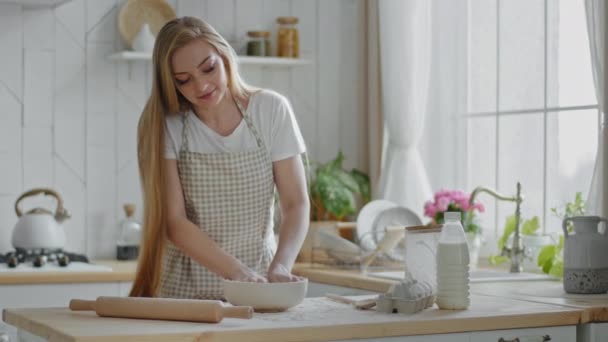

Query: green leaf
[333,169,360,193]
[541,258,554,274]
[521,216,540,235]
[549,259,563,277]
[327,151,346,171]
[498,215,516,250]
[350,169,371,202]
[537,245,556,268]
[558,235,564,250]
[489,255,509,265]
[323,186,356,219]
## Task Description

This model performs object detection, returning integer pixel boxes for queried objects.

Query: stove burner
[0,248,89,268]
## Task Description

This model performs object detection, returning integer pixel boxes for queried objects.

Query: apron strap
[180,113,190,153]
[233,96,266,150]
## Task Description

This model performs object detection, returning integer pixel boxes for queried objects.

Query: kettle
[12,188,70,251]
[562,215,608,294]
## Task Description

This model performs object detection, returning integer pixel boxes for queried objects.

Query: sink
[367,269,558,283]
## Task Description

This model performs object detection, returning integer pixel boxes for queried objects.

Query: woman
[130,16,310,299]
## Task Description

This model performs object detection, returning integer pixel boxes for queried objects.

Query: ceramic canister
[562,216,608,294]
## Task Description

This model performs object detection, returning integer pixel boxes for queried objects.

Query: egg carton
[376,279,436,314]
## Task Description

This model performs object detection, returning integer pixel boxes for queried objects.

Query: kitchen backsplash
[0,0,366,258]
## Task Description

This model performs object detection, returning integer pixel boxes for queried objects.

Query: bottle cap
[247,30,271,38]
[444,212,461,222]
[277,16,299,25]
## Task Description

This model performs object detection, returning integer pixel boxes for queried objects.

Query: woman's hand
[229,266,267,283]
[267,263,304,282]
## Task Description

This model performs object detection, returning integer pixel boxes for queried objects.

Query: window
[465,0,599,243]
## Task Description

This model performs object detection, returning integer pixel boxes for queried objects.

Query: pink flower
[424,201,437,217]
[424,189,485,219]
[437,196,450,212]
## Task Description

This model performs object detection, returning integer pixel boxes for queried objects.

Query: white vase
[466,232,482,271]
[131,23,156,52]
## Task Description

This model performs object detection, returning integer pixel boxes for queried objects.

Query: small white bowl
[222,278,308,312]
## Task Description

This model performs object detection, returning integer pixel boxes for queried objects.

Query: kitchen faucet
[468,182,525,273]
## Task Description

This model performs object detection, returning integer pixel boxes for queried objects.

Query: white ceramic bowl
[222,278,308,312]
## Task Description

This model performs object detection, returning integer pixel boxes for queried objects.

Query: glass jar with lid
[246,30,271,57]
[276,16,299,58]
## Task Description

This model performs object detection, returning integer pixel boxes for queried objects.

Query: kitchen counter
[0,260,137,285]
[293,264,608,324]
[2,294,582,342]
[292,264,396,293]
[471,280,608,323]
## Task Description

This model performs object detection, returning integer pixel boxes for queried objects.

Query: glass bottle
[276,16,299,58]
[246,30,271,57]
[116,203,142,260]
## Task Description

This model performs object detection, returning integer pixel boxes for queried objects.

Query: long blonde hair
[130,16,255,297]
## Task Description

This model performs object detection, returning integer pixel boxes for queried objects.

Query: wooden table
[2,294,581,342]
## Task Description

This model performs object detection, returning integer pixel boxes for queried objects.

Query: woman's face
[171,39,228,109]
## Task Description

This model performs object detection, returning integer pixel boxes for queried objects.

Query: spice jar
[276,16,299,58]
[246,30,271,57]
[116,203,141,260]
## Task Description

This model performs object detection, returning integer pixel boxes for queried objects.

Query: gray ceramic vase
[562,216,608,294]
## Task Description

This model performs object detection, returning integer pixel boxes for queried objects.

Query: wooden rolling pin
[69,296,252,323]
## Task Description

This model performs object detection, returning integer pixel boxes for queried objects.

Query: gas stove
[0,248,89,268]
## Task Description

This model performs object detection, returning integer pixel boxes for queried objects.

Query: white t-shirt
[164,90,306,161]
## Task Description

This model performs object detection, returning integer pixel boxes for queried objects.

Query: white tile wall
[0,0,365,258]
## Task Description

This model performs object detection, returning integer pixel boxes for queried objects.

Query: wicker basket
[118,0,176,49]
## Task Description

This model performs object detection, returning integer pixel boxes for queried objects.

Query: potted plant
[487,192,586,276]
[488,215,548,270]
[298,152,370,263]
[308,151,370,221]
[536,192,586,277]
[423,190,485,269]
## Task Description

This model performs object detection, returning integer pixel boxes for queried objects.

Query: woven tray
[118,0,177,49]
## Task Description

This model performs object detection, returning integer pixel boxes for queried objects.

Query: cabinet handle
[498,335,551,342]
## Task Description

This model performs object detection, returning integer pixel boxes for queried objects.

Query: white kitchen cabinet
[117,281,133,297]
[337,326,574,342]
[336,333,470,342]
[577,322,608,342]
[0,282,132,342]
[469,325,575,342]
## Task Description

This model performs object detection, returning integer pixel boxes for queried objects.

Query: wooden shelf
[107,51,312,67]
[0,0,71,8]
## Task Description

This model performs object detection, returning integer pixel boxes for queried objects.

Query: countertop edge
[0,260,137,285]
[2,304,583,342]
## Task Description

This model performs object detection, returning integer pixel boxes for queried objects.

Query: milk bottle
[436,211,470,309]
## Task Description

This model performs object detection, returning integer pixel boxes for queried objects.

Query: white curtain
[366,0,384,197]
[377,0,433,218]
[585,0,608,218]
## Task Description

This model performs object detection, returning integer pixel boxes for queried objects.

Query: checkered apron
[159,98,276,299]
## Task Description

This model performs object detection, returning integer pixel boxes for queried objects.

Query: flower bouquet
[423,189,485,235]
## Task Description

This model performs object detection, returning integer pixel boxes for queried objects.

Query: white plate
[316,230,361,263]
[371,206,422,260]
[356,200,397,251]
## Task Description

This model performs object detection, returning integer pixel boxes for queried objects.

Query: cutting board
[3,294,582,342]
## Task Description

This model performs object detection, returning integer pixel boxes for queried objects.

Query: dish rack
[309,229,404,271]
